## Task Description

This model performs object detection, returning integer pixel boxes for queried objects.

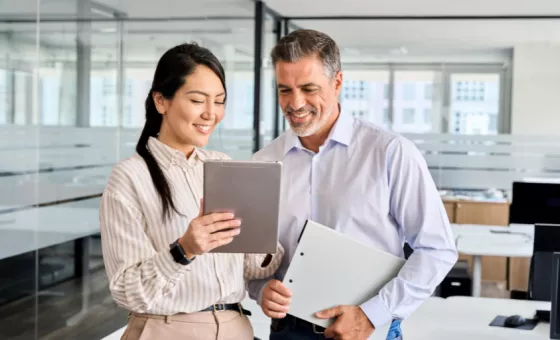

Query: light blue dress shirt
[247,110,458,328]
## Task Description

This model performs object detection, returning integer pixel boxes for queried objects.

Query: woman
[100,43,284,340]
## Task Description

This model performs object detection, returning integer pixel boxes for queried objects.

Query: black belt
[272,314,326,334]
[199,303,252,316]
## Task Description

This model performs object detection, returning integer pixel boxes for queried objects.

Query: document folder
[283,220,406,328]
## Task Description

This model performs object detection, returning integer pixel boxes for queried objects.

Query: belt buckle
[213,304,225,312]
[313,324,325,334]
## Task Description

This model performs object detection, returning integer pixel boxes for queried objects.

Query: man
[248,29,458,340]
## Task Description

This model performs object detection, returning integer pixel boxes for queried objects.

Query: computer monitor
[550,252,560,339]
[530,224,560,301]
[509,181,560,225]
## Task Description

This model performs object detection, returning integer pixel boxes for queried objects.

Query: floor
[481,281,510,299]
[0,268,513,340]
[0,267,127,340]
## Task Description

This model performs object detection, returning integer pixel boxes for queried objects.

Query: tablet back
[203,160,282,254]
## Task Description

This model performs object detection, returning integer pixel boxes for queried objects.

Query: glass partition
[0,1,259,338]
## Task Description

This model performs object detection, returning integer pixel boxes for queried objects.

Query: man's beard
[285,104,335,137]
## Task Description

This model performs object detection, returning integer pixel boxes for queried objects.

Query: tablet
[203,160,282,254]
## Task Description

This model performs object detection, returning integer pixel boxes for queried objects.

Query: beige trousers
[120,310,254,340]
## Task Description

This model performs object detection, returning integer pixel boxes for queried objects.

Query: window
[125,81,133,96]
[124,104,132,125]
[423,108,431,124]
[0,69,7,124]
[403,84,415,101]
[351,110,366,117]
[450,73,500,135]
[342,80,368,101]
[403,108,415,124]
[339,70,390,127]
[102,106,108,125]
[102,78,114,95]
[337,66,503,135]
[392,71,437,133]
[488,114,498,133]
[383,107,389,123]
[424,84,433,100]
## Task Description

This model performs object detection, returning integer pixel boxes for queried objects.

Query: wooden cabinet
[509,258,530,291]
[443,201,456,223]
[454,201,510,226]
[444,199,510,284]
[443,198,530,292]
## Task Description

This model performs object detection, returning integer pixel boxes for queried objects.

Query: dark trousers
[269,315,403,340]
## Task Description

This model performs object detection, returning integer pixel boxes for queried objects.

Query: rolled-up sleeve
[100,190,190,313]
[360,137,458,328]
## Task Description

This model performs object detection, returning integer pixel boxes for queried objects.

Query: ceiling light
[343,47,360,55]
[389,46,408,55]
[91,7,114,18]
[99,27,117,33]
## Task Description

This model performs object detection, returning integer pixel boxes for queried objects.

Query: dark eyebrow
[277,83,319,89]
[186,90,225,97]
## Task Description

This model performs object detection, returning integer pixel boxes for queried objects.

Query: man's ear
[333,71,343,96]
[152,92,167,115]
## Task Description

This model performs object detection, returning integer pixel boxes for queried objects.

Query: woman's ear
[152,92,167,115]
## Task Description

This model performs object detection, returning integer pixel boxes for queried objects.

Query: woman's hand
[179,199,240,258]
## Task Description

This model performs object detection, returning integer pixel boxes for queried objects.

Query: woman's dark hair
[136,43,226,222]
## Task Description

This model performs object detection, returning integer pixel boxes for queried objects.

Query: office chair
[510,224,560,302]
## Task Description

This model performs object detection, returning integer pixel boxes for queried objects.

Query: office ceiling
[0,0,254,18]
[1,0,560,63]
[271,0,560,62]
[264,0,560,16]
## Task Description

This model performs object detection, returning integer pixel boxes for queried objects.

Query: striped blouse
[100,137,284,315]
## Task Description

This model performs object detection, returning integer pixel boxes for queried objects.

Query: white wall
[511,43,560,135]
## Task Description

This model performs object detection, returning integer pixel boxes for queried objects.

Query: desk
[453,224,534,297]
[100,296,551,340]
[372,296,550,340]
[0,198,100,260]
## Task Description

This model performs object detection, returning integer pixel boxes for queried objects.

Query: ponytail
[136,92,180,222]
[136,42,226,223]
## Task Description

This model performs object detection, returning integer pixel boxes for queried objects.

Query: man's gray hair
[270,29,341,79]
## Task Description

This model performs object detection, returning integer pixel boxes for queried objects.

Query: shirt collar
[147,137,206,169]
[283,109,354,155]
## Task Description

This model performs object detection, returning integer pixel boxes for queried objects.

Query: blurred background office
[1,0,560,339]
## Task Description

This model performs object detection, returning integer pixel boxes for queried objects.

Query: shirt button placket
[311,155,319,220]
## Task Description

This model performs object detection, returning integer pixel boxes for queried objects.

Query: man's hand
[261,279,292,318]
[315,305,375,340]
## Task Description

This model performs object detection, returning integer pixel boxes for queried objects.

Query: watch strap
[169,239,194,265]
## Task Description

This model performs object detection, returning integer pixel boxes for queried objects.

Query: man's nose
[287,92,306,111]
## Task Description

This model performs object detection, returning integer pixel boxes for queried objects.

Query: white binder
[283,220,406,328]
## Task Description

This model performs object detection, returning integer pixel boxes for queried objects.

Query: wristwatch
[169,239,195,265]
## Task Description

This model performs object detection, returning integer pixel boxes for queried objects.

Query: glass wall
[0,0,261,338]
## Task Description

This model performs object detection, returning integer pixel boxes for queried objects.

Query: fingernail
[235,228,241,234]
[235,219,242,225]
